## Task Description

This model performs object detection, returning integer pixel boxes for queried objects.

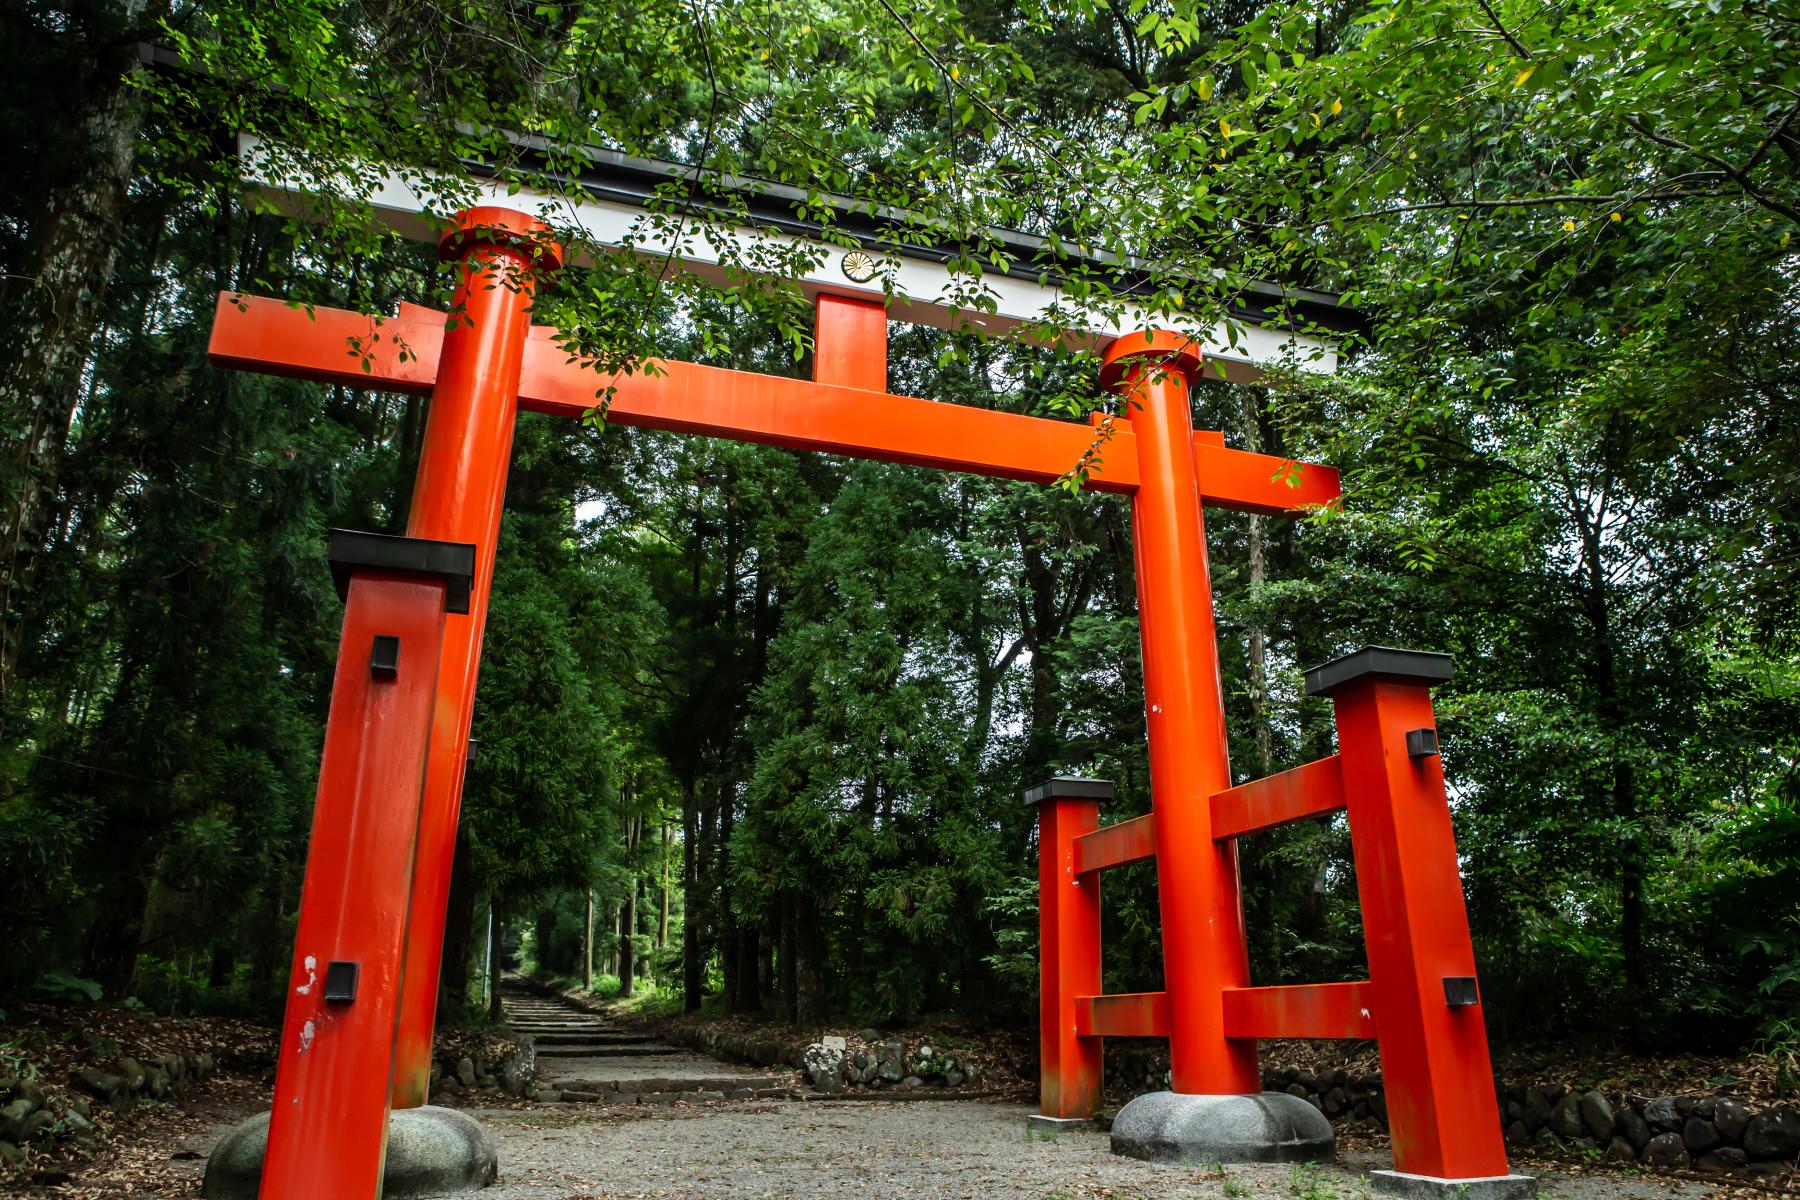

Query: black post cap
[327,529,478,614]
[1303,646,1453,697]
[1024,777,1115,806]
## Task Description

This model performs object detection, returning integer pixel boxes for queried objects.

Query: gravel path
[466,1098,1706,1200]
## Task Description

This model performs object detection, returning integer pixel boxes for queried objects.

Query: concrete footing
[203,1105,498,1197]
[1027,1114,1099,1135]
[1110,1091,1335,1164]
[1369,1170,1538,1200]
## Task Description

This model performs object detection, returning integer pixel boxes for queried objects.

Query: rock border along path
[502,984,795,1105]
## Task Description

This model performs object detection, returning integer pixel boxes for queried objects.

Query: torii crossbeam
[205,202,1517,1200]
[209,295,1338,510]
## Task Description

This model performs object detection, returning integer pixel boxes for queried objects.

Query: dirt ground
[120,1096,1715,1200]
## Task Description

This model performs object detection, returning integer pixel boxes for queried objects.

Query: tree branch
[1622,115,1800,225]
[1472,0,1534,59]
[1745,99,1800,175]
[1271,185,1727,229]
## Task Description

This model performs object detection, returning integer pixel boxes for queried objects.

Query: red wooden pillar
[391,208,563,1108]
[1102,331,1259,1096]
[1307,647,1513,1184]
[1027,777,1106,1119]
[261,532,475,1200]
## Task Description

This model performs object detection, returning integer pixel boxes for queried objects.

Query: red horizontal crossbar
[1073,813,1156,875]
[1222,982,1377,1040]
[207,294,1341,514]
[1209,755,1345,841]
[1075,991,1169,1039]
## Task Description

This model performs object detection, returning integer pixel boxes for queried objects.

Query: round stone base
[1111,1091,1335,1165]
[203,1105,498,1198]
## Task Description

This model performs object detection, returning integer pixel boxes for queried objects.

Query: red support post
[1102,331,1259,1096]
[813,293,888,391]
[1308,647,1514,1183]
[261,533,474,1200]
[1027,777,1107,1120]
[391,208,564,1108]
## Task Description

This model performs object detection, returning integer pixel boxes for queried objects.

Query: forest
[2,0,1797,1075]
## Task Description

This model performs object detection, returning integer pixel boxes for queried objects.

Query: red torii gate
[206,205,1520,1199]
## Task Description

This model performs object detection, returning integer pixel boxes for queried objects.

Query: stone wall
[675,1025,989,1093]
[0,1049,215,1165]
[666,1024,806,1072]
[1102,1044,1798,1179]
[428,1036,537,1100]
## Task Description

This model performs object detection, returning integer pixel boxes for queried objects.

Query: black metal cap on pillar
[1302,645,1453,697]
[327,529,479,614]
[1023,776,1115,806]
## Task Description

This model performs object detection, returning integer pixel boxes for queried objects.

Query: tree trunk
[622,813,637,1000]
[1017,527,1062,781]
[682,778,703,1011]
[633,874,647,981]
[439,830,479,1021]
[719,781,740,1013]
[734,924,761,1013]
[658,818,671,950]
[0,4,157,708]
[1238,391,1273,776]
[778,892,798,1022]
[699,780,720,1000]
[794,892,828,1025]
[583,888,594,990]
[486,891,505,1024]
[757,923,773,1006]
[620,829,637,997]
[81,838,157,998]
[207,945,235,990]
[1572,476,1646,1020]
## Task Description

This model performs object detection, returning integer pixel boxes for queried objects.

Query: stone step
[536,1045,683,1059]
[553,1085,790,1104]
[513,1026,631,1035]
[552,1075,790,1100]
[529,1034,655,1046]
[507,1008,591,1017]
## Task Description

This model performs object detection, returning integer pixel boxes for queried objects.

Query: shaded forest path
[502,982,791,1103]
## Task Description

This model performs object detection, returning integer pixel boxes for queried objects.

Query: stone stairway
[501,983,794,1104]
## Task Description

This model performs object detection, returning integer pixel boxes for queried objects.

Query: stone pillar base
[1111,1091,1334,1164]
[1369,1169,1538,1200]
[1028,1114,1099,1135]
[204,1105,498,1198]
